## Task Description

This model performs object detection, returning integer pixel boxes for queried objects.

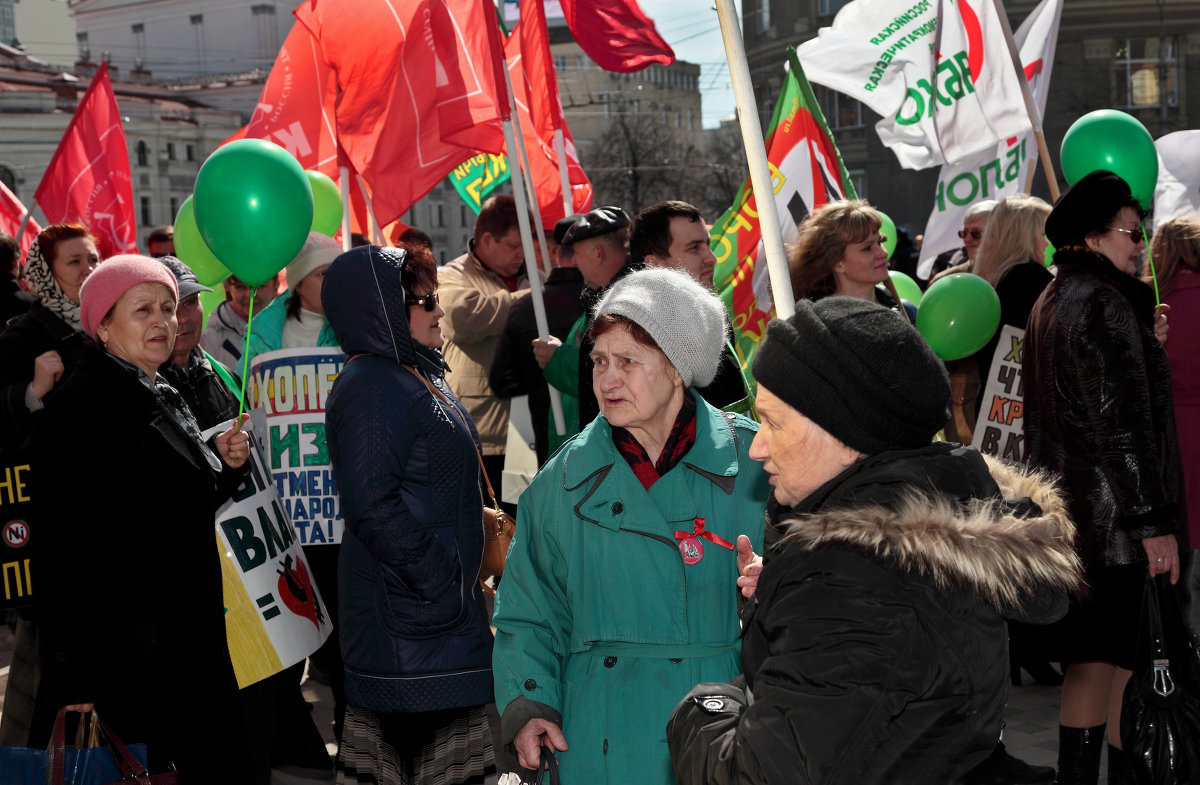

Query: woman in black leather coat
[1023,170,1186,785]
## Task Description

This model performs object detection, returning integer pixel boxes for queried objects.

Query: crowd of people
[0,168,1195,785]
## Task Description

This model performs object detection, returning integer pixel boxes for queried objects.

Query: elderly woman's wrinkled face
[749,386,864,507]
[592,324,683,434]
[51,237,100,304]
[98,282,178,377]
[1087,206,1144,276]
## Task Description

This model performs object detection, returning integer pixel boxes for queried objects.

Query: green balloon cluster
[1060,110,1158,209]
[194,139,314,288]
[916,273,1001,361]
[174,196,230,287]
[307,170,343,237]
[878,211,898,259]
[889,270,923,305]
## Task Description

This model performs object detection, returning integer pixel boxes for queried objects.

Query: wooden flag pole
[991,0,1059,201]
[338,167,352,253]
[355,173,386,246]
[14,203,35,250]
[553,128,573,219]
[506,73,555,277]
[715,0,795,319]
[501,111,566,436]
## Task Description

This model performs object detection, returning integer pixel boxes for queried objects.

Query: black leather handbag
[1120,573,1200,785]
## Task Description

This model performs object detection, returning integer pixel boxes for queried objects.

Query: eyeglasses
[407,291,439,312]
[958,228,984,241]
[1107,226,1144,244]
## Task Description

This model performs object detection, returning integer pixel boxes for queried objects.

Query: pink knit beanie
[80,254,179,339]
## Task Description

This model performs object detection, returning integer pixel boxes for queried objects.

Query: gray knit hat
[593,267,728,387]
[752,296,950,454]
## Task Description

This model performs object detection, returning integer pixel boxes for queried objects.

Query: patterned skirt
[336,704,495,785]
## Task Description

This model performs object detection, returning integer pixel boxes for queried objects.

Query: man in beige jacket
[439,194,531,499]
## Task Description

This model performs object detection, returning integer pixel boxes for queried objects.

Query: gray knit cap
[593,267,728,387]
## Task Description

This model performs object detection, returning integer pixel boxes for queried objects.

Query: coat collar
[1054,246,1157,324]
[562,391,742,530]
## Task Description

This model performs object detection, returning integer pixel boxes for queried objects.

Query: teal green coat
[493,391,768,785]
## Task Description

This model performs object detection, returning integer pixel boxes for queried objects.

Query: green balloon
[199,286,225,330]
[307,170,343,237]
[889,270,923,305]
[174,195,231,286]
[1043,236,1055,268]
[1060,110,1158,209]
[194,139,313,288]
[915,273,1001,361]
[878,211,898,259]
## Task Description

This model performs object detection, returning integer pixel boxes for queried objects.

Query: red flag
[0,181,41,259]
[295,0,508,226]
[557,0,674,73]
[34,62,136,259]
[506,6,592,226]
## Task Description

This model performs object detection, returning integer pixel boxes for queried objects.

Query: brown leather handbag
[404,366,515,592]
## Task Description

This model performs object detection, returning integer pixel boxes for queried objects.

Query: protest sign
[972,324,1027,462]
[204,419,333,688]
[0,461,33,611]
[248,347,346,546]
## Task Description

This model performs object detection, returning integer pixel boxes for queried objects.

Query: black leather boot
[962,741,1055,784]
[1107,744,1136,785]
[1056,725,1105,785]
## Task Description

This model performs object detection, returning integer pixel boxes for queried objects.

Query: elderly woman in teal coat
[493,268,769,785]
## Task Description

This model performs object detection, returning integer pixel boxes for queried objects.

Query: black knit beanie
[751,297,950,455]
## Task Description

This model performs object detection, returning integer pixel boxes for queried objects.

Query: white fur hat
[286,232,343,291]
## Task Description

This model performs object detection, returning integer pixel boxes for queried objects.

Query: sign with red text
[973,325,1026,462]
[248,348,346,546]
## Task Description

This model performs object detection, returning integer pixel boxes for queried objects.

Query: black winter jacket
[667,444,1081,785]
[30,347,248,778]
[1024,247,1186,566]
[0,302,91,451]
[323,246,494,714]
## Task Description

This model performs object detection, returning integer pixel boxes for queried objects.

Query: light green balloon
[889,270,923,305]
[174,195,231,287]
[878,211,898,259]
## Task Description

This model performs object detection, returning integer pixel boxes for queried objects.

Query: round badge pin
[678,536,703,565]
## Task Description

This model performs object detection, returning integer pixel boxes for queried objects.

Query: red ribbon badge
[673,517,734,566]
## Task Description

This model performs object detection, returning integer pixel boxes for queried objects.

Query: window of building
[76,30,89,61]
[140,197,151,226]
[169,197,179,218]
[0,165,15,193]
[848,169,867,199]
[460,204,469,226]
[575,54,584,70]
[166,142,176,161]
[824,90,863,130]
[1114,37,1178,109]
[136,140,149,167]
[757,0,770,34]
[687,108,694,131]
[186,144,195,162]
[819,0,852,15]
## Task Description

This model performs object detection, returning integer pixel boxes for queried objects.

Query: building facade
[741,0,1200,239]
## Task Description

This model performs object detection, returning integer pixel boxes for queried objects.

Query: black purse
[1120,572,1200,785]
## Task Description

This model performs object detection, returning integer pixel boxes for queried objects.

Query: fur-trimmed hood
[777,445,1083,618]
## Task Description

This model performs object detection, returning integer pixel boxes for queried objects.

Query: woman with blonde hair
[788,200,911,315]
[1148,215,1200,632]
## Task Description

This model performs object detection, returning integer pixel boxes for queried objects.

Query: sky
[639,0,744,129]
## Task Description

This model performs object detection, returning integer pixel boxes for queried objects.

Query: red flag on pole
[0,181,41,259]
[506,6,592,226]
[34,62,137,259]
[557,0,675,73]
[295,0,508,226]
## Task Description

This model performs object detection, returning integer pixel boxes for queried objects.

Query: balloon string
[235,286,258,432]
[1142,219,1161,307]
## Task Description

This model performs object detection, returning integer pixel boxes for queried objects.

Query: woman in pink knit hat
[27,254,260,783]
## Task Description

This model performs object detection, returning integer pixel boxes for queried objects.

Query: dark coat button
[524,678,537,691]
[611,501,623,514]
[604,656,618,668]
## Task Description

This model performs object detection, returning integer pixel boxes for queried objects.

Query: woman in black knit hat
[1023,170,1186,785]
[667,296,1082,785]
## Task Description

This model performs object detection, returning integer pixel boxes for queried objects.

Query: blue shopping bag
[0,711,149,785]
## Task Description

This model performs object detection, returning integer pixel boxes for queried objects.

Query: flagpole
[714,0,795,319]
[990,0,1059,201]
[339,166,352,252]
[552,128,573,218]
[15,204,35,249]
[505,71,555,277]
[355,173,386,246]
[502,116,566,436]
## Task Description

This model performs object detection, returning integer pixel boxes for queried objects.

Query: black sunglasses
[408,291,439,312]
[958,228,984,241]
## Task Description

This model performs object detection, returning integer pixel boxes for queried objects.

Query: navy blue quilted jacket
[323,245,494,714]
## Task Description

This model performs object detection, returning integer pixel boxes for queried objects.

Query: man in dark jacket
[1,232,34,326]
[489,215,586,465]
[667,297,1081,785]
